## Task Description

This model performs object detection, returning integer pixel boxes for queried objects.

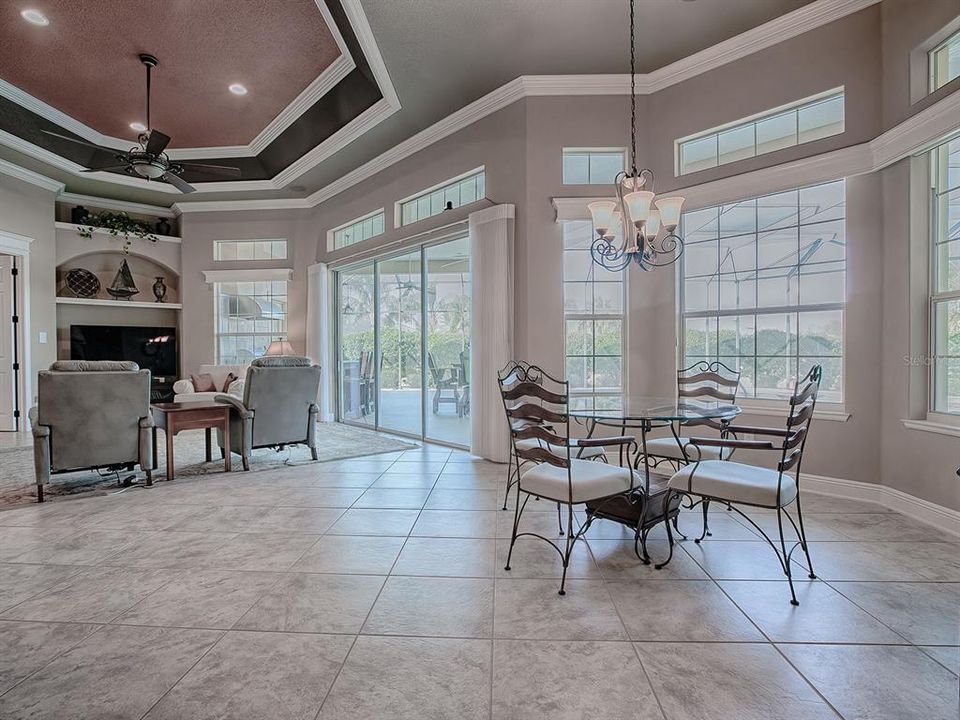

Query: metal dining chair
[500,362,637,595]
[661,365,823,605]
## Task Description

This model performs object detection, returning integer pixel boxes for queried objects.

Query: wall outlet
[38,331,47,344]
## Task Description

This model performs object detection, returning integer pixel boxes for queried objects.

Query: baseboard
[801,473,960,538]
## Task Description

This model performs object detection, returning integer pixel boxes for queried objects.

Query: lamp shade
[265,340,295,356]
[623,190,655,224]
[644,208,662,240]
[587,200,617,237]
[655,196,685,229]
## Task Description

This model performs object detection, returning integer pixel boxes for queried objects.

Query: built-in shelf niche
[55,196,179,237]
[56,251,180,305]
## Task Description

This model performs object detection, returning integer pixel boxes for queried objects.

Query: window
[930,29,960,93]
[214,280,288,363]
[330,210,385,251]
[679,180,846,403]
[931,137,960,414]
[562,149,626,184]
[676,89,845,175]
[563,221,624,410]
[213,239,286,261]
[398,168,485,226]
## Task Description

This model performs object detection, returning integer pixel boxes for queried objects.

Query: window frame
[327,209,386,252]
[213,278,289,364]
[674,88,845,176]
[562,220,627,411]
[929,137,960,420]
[395,167,485,228]
[677,180,848,408]
[213,238,287,261]
[561,147,627,185]
[929,28,960,94]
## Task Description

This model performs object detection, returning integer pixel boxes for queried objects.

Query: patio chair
[662,365,823,605]
[498,360,607,513]
[428,352,460,414]
[500,362,638,594]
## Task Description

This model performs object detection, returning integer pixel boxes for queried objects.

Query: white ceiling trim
[202,268,294,283]
[59,191,178,218]
[0,156,64,193]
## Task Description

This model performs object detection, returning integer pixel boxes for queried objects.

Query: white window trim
[674,86,844,176]
[561,148,628,185]
[929,28,960,94]
[327,208,386,252]
[212,238,287,261]
[394,166,485,228]
[203,268,293,283]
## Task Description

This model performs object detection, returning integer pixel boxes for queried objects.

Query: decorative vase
[106,258,139,300]
[71,205,88,224]
[155,218,171,235]
[152,276,167,303]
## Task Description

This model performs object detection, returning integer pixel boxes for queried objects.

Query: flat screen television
[70,325,178,378]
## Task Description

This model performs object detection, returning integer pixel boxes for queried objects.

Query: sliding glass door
[336,236,471,446]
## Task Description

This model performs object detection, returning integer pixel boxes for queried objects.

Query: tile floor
[0,444,957,720]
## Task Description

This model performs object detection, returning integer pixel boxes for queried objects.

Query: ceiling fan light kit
[41,53,242,193]
[586,0,686,273]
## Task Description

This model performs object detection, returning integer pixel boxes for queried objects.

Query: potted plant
[76,211,159,254]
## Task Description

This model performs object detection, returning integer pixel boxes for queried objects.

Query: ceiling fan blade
[81,164,130,173]
[162,172,196,194]
[145,129,171,155]
[41,129,107,151]
[179,162,242,178]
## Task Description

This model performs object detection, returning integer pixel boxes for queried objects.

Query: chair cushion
[520,459,635,503]
[668,460,797,508]
[643,436,731,462]
[515,438,605,460]
[251,356,312,368]
[49,360,139,372]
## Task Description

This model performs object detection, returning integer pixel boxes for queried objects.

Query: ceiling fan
[42,54,242,193]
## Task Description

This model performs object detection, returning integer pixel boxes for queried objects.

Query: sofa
[30,360,153,502]
[173,364,247,403]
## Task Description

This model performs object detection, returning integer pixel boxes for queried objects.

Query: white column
[306,262,333,421]
[469,204,514,462]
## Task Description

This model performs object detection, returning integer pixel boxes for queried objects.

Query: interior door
[0,255,18,431]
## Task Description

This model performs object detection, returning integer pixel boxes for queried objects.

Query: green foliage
[76,211,159,254]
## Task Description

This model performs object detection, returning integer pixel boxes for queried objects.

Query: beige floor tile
[831,581,960,644]
[412,509,499,538]
[362,576,493,637]
[0,564,86,613]
[494,579,627,640]
[0,620,101,695]
[291,535,404,574]
[327,508,420,536]
[392,537,496,577]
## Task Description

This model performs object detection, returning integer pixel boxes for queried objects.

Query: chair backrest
[497,361,570,469]
[677,360,741,430]
[243,356,321,446]
[427,353,443,383]
[778,364,822,476]
[37,361,150,470]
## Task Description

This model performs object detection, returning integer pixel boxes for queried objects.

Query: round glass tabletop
[569,396,741,424]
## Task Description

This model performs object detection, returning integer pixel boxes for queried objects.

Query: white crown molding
[801,473,960,537]
[175,198,311,215]
[0,156,63,193]
[201,268,294,283]
[468,203,515,225]
[58,191,177,218]
[871,89,960,168]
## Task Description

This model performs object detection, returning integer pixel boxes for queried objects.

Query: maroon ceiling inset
[0,0,341,148]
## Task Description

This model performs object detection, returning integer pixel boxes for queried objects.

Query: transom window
[680,180,846,403]
[398,168,485,227]
[330,210,385,251]
[676,89,845,176]
[214,280,288,364]
[562,149,626,185]
[930,29,960,93]
[213,239,287,261]
[931,137,960,414]
[563,220,625,411]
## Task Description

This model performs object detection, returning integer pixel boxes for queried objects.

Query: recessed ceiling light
[20,8,49,25]
[129,122,147,132]
[228,83,248,96]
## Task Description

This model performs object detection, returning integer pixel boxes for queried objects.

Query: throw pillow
[222,372,239,393]
[190,372,217,392]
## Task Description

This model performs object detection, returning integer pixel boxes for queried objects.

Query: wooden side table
[150,401,232,482]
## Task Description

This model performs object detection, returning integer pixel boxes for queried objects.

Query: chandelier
[587,0,686,273]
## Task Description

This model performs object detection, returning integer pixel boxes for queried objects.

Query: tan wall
[0,174,58,401]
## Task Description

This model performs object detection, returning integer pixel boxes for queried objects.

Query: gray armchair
[30,360,154,503]
[215,356,321,470]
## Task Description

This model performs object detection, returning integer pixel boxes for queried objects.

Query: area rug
[0,422,417,507]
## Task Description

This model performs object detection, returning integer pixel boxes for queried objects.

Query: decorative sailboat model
[106,259,139,300]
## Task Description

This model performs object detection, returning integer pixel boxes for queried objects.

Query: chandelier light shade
[586,0,686,273]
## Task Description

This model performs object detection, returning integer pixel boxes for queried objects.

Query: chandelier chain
[629,0,636,174]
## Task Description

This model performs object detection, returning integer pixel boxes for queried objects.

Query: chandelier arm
[591,236,633,273]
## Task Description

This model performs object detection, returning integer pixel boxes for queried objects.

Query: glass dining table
[568,397,741,566]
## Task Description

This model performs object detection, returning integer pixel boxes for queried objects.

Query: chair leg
[502,453,517,511]
[777,507,800,606]
[655,497,677,570]
[794,494,817,579]
[36,483,43,503]
[504,483,523,572]
[693,498,712,544]
[557,502,565,536]
[558,503,575,596]
[310,446,319,461]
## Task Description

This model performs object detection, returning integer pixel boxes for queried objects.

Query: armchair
[663,365,823,605]
[214,356,321,470]
[30,360,153,502]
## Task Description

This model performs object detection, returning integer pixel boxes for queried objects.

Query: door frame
[0,230,32,431]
